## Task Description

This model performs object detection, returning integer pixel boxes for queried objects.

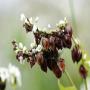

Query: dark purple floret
[79,65,87,79]
[72,45,82,63]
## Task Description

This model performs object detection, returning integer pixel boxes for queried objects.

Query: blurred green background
[0,0,90,90]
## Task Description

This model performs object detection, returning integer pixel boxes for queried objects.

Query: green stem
[84,79,88,90]
[68,0,77,30]
[68,0,79,38]
[65,70,75,86]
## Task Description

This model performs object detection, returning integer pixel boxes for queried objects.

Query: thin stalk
[68,0,79,38]
[84,79,88,90]
[65,70,75,86]
[68,0,77,30]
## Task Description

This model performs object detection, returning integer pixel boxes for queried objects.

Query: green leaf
[58,80,77,90]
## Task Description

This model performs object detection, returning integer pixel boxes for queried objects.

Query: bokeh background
[0,0,90,90]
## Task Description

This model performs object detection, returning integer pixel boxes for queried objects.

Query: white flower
[0,68,9,82]
[20,13,26,21]
[23,46,27,52]
[32,25,37,33]
[83,53,87,60]
[47,24,51,28]
[56,17,67,28]
[30,41,36,49]
[19,42,23,49]
[32,48,36,53]
[8,63,22,87]
[59,20,65,26]
[36,45,42,52]
[18,42,27,53]
[20,14,39,33]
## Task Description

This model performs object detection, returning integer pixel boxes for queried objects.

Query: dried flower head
[13,14,90,80]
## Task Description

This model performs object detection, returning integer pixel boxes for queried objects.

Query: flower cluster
[12,14,90,80]
[0,64,21,90]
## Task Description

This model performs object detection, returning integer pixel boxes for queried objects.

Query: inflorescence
[12,14,89,79]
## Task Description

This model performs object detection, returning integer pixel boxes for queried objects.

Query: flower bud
[79,65,87,79]
[23,22,33,33]
[63,36,72,49]
[36,52,47,72]
[57,58,65,72]
[16,51,25,61]
[52,61,62,78]
[49,36,55,50]
[55,37,63,49]
[28,56,36,68]
[42,37,49,50]
[71,45,82,63]
[36,52,44,65]
[65,24,72,38]
[40,60,47,73]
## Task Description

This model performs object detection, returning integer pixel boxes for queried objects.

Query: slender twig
[84,79,88,90]
[68,0,80,39]
[65,70,75,86]
[68,0,77,30]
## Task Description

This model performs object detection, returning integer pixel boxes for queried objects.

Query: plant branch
[65,70,75,86]
[84,79,88,90]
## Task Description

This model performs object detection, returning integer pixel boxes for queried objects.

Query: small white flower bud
[20,13,26,21]
[36,45,42,52]
[83,53,87,60]
[23,46,27,52]
[0,68,9,82]
[19,42,23,49]
[35,17,39,23]
[47,24,51,28]
[32,48,36,53]
[30,42,36,49]
[32,25,37,33]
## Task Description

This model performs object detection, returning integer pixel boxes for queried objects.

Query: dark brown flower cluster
[12,17,73,78]
[12,15,88,79]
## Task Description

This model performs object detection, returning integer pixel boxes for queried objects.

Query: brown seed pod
[57,58,65,72]
[52,61,62,78]
[40,59,47,72]
[12,40,17,51]
[79,64,87,79]
[63,36,72,49]
[55,37,63,49]
[71,45,82,63]
[42,37,50,50]
[65,24,72,38]
[35,52,47,72]
[34,30,41,45]
[35,52,44,65]
[49,36,55,50]
[23,22,33,33]
[27,56,36,68]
